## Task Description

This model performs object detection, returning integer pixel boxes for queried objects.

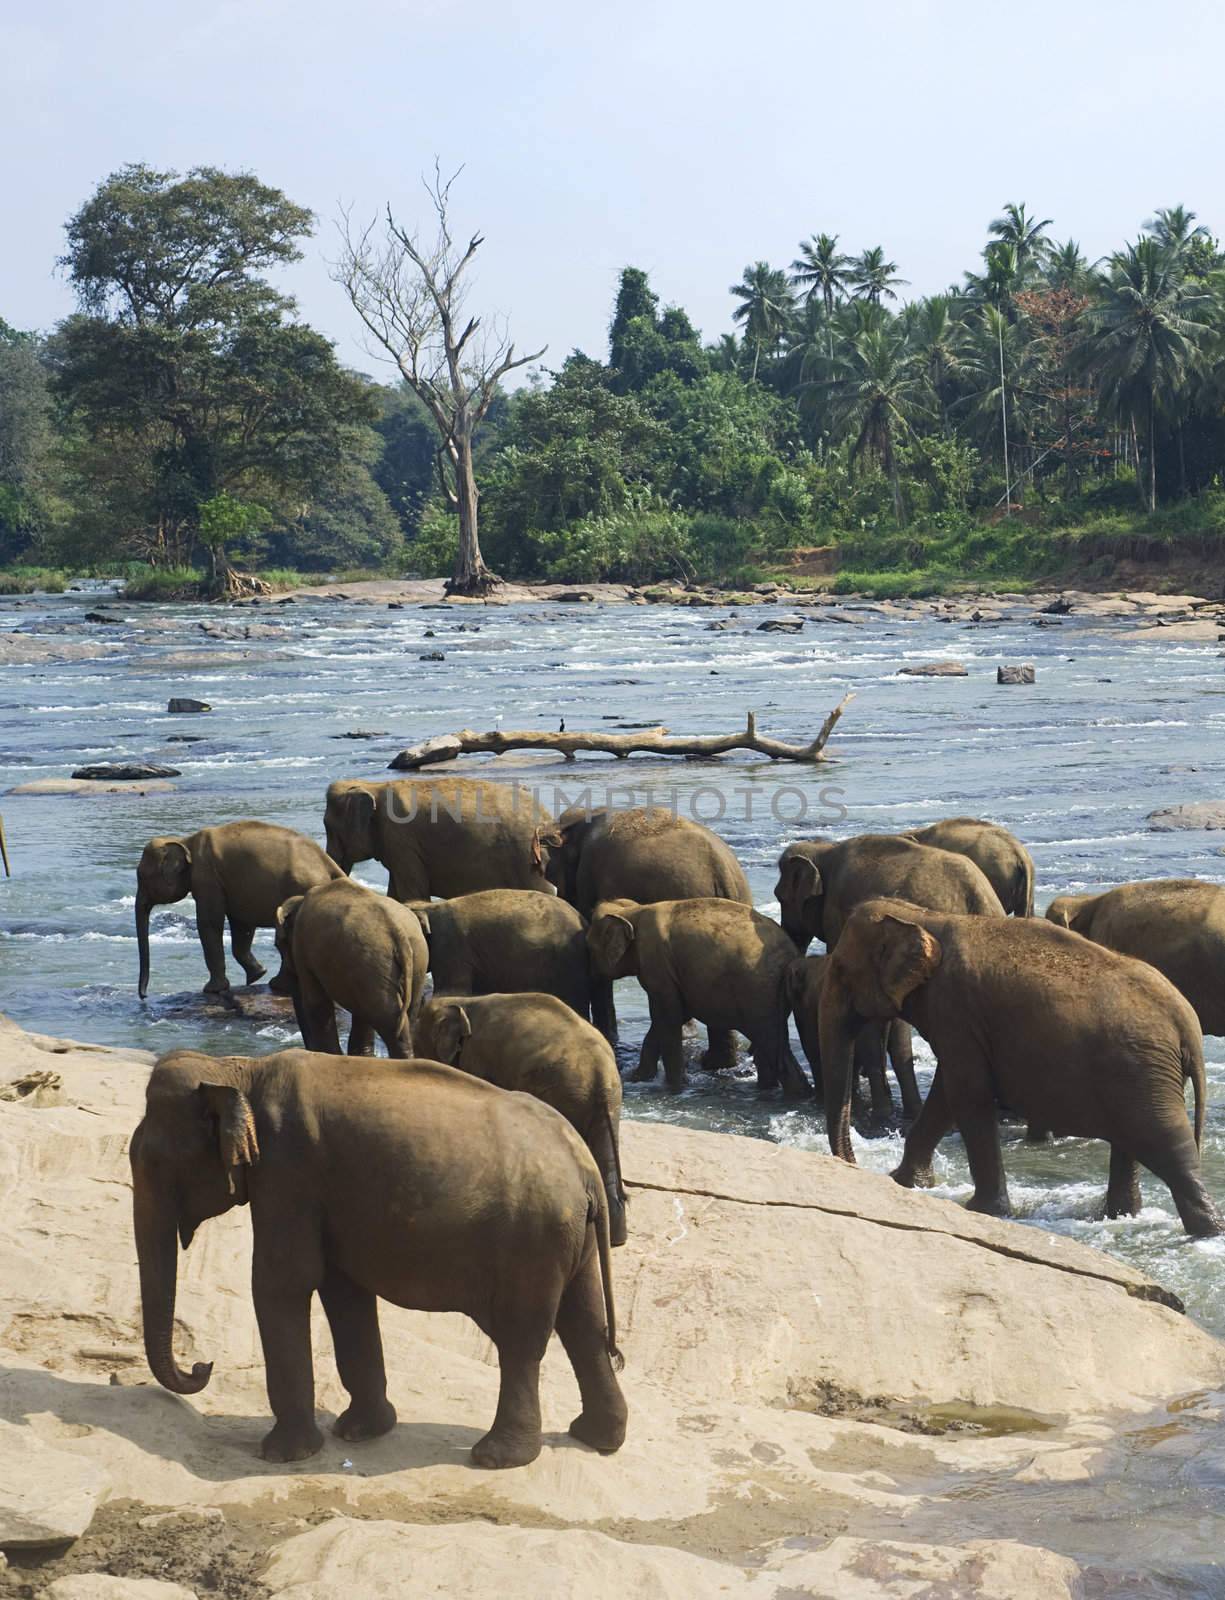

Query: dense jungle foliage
[5,169,1225,592]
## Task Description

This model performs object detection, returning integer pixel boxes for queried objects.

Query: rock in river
[1148,802,1225,831]
[755,616,805,633]
[70,763,181,781]
[997,664,1036,684]
[166,697,211,714]
[898,661,968,677]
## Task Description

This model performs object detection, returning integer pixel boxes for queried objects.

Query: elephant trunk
[324,828,353,874]
[132,1169,212,1394]
[136,890,153,999]
[817,982,859,1164]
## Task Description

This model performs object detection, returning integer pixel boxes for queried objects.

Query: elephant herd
[127,774,1224,1471]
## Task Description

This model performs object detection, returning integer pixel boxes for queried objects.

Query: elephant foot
[470,1426,543,1470]
[333,1398,397,1443]
[699,1050,731,1074]
[259,1418,325,1462]
[629,1064,658,1084]
[202,977,233,997]
[568,1405,627,1455]
[1025,1124,1051,1144]
[966,1190,1011,1217]
[268,968,298,996]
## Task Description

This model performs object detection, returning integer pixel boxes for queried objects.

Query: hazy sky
[5,0,1224,382]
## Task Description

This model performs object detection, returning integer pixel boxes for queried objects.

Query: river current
[3,584,1225,1593]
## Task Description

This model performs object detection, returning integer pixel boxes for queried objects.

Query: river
[3,583,1225,1593]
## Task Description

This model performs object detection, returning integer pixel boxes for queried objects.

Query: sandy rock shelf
[0,1014,1220,1597]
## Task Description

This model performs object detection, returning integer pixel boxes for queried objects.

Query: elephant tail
[603,1102,627,1215]
[1017,857,1035,918]
[1185,1037,1207,1150]
[588,1178,624,1371]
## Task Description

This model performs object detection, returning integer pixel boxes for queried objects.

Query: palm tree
[988,203,1053,274]
[816,322,928,524]
[730,262,795,380]
[1145,205,1209,255]
[1082,237,1213,510]
[907,295,967,431]
[1044,239,1094,294]
[790,233,850,358]
[847,247,907,306]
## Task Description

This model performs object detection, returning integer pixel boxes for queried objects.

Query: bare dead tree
[333,164,545,595]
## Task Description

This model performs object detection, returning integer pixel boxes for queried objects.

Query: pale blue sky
[4,0,1223,380]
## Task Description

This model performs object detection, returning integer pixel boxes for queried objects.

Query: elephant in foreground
[813,899,1222,1238]
[408,889,608,1033]
[904,818,1035,917]
[1046,879,1225,1036]
[130,1048,627,1467]
[785,955,920,1123]
[275,878,429,1057]
[416,992,627,1245]
[324,778,554,902]
[538,806,752,1045]
[136,821,344,998]
[587,897,810,1094]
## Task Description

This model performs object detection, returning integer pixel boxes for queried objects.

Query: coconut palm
[1145,205,1209,255]
[988,203,1053,274]
[906,295,968,431]
[816,322,928,524]
[730,262,795,380]
[1044,239,1095,295]
[791,234,850,313]
[1081,237,1213,511]
[847,247,907,306]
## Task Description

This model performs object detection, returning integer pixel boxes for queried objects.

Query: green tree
[818,321,928,524]
[847,247,907,306]
[0,323,55,561]
[609,268,659,370]
[988,202,1053,274]
[730,263,794,379]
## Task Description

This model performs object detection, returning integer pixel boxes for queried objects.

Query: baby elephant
[409,889,610,1036]
[587,897,810,1094]
[131,1048,627,1468]
[786,955,921,1124]
[275,879,428,1057]
[417,992,628,1246]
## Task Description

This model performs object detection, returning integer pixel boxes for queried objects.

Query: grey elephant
[416,992,627,1246]
[537,806,752,1049]
[587,897,810,1094]
[904,818,1035,916]
[786,954,921,1123]
[324,778,554,902]
[1047,879,1225,1036]
[813,898,1222,1238]
[131,1048,627,1467]
[408,889,607,1033]
[136,821,344,998]
[275,878,429,1057]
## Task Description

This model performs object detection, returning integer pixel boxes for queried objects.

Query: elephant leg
[253,1277,324,1462]
[298,972,341,1055]
[943,1059,1011,1216]
[1132,1131,1224,1239]
[855,1026,894,1125]
[892,1065,954,1189]
[1026,1124,1052,1143]
[229,919,266,986]
[630,1026,660,1083]
[472,1339,545,1469]
[590,976,618,1046]
[1104,1145,1142,1219]
[555,1250,628,1454]
[700,1028,738,1074]
[319,1266,396,1443]
[347,1017,376,1057]
[381,1016,414,1060]
[195,898,230,994]
[888,1021,922,1121]
[646,996,687,1092]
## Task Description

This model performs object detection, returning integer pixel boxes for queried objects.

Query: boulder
[0,1421,110,1549]
[418,650,446,662]
[46,1581,198,1600]
[1147,802,1225,832]
[997,664,1036,684]
[70,764,181,781]
[898,661,968,677]
[166,698,211,714]
[756,617,805,633]
[165,736,204,744]
[330,731,388,740]
[82,612,124,625]
[1040,596,1073,615]
[555,591,595,603]
[5,778,176,797]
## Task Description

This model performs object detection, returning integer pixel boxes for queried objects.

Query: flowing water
[2,584,1224,1592]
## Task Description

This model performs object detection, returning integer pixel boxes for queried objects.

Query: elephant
[785,955,921,1124]
[136,821,345,998]
[537,806,752,1049]
[586,897,810,1095]
[323,778,554,902]
[1046,880,1225,1036]
[904,818,1035,916]
[274,878,429,1057]
[416,992,628,1246]
[813,898,1223,1239]
[130,1048,627,1467]
[408,889,608,1034]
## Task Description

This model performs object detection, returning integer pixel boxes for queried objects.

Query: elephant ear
[433,1003,471,1065]
[343,787,377,830]
[777,851,821,907]
[874,915,942,1011]
[589,911,635,974]
[531,825,564,874]
[198,1083,259,1194]
[785,956,824,1009]
[408,902,432,940]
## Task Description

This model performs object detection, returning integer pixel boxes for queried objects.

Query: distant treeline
[4,169,1225,588]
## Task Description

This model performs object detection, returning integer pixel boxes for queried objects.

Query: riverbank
[0,1014,1222,1597]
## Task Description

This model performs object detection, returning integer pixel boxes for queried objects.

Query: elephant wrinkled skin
[130,1048,626,1468]
[786,953,920,1123]
[905,817,1035,917]
[814,899,1223,1239]
[136,820,344,998]
[275,878,429,1057]
[416,991,628,1245]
